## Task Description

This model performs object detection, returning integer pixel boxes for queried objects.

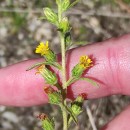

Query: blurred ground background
[0,0,130,130]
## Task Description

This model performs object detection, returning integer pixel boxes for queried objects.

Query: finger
[67,33,130,99]
[0,34,130,106]
[101,105,130,130]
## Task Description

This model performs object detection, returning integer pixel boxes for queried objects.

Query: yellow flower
[79,56,93,69]
[35,41,49,56]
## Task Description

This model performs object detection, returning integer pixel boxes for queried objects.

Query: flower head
[72,55,93,78]
[44,86,55,94]
[35,41,56,62]
[35,65,45,75]
[71,93,86,116]
[37,113,55,130]
[79,56,93,69]
[35,41,49,56]
[37,113,47,120]
[44,86,62,104]
[36,66,57,85]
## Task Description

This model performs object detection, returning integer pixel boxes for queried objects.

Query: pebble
[2,111,19,123]
[0,27,8,38]
[0,57,7,67]
[20,126,28,130]
[0,106,6,112]
[1,121,13,129]
[18,33,24,40]
[35,23,53,41]
[0,50,5,56]
[16,48,25,56]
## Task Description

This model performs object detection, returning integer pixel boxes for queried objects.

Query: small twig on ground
[115,0,130,13]
[84,101,97,130]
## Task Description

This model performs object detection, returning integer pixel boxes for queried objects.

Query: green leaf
[52,62,62,70]
[38,16,46,20]
[26,62,48,71]
[26,62,62,71]
[66,77,99,88]
[69,0,80,9]
[66,77,77,87]
[63,105,78,125]
[74,41,89,45]
[79,77,99,87]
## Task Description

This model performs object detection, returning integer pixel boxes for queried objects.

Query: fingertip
[101,105,130,130]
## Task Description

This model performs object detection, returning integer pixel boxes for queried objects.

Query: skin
[0,34,130,129]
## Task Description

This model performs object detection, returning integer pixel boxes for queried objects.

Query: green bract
[59,17,70,33]
[72,64,84,78]
[42,117,55,130]
[44,50,56,63]
[44,7,58,25]
[48,92,62,104]
[40,67,58,85]
[71,95,84,116]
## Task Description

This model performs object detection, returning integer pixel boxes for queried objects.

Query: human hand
[0,34,130,130]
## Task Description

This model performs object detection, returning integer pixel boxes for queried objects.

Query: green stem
[60,21,68,130]
[58,3,68,130]
[58,1,66,89]
[66,77,77,87]
[60,33,67,89]
[61,100,68,130]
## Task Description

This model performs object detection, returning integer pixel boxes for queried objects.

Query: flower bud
[71,93,87,116]
[37,113,55,130]
[56,0,61,5]
[59,17,70,33]
[62,0,70,11]
[44,7,58,25]
[44,87,62,104]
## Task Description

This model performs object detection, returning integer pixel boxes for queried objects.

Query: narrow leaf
[38,16,46,20]
[69,0,80,8]
[79,77,99,87]
[52,62,62,70]
[26,62,48,71]
[26,62,62,71]
[64,105,78,124]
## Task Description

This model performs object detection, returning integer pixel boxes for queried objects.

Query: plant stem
[60,33,68,130]
[58,3,68,130]
[61,100,68,130]
[60,33,67,89]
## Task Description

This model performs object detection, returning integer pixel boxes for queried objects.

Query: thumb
[0,34,130,106]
